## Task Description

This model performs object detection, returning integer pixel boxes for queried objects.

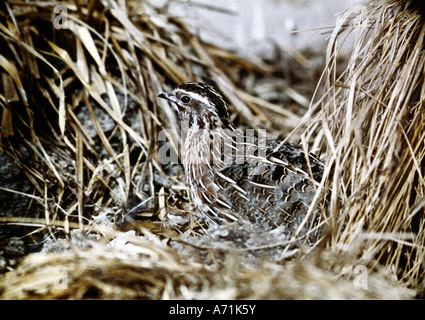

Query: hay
[0,0,424,299]
[301,0,425,288]
[0,230,415,299]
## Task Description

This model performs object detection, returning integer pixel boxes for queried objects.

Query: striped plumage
[158,82,324,244]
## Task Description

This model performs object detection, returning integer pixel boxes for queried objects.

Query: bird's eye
[181,95,191,104]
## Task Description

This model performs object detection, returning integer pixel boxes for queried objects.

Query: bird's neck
[183,126,236,170]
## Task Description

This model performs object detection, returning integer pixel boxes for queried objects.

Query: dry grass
[302,0,425,288]
[0,0,424,299]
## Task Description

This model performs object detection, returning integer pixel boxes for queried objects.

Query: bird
[158,82,325,244]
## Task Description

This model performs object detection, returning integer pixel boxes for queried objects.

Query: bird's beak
[158,90,179,112]
[158,91,170,101]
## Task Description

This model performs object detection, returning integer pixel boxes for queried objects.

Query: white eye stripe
[177,89,214,106]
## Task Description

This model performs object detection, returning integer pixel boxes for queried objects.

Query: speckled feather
[159,82,324,243]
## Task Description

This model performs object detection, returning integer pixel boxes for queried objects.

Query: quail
[158,82,324,244]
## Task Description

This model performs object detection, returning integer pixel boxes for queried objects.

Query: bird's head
[158,82,233,130]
